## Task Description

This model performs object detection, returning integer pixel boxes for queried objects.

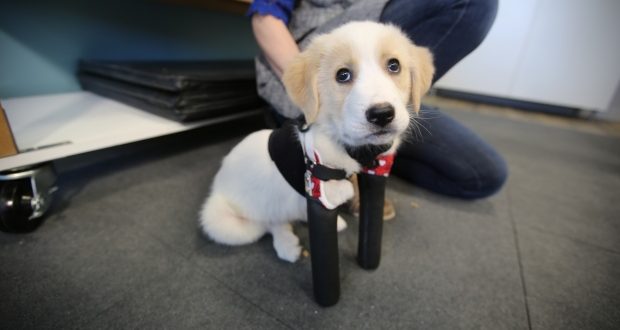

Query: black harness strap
[307,161,347,181]
[268,123,307,196]
[268,123,350,197]
[344,143,393,168]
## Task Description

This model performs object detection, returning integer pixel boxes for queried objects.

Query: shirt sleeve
[246,0,295,25]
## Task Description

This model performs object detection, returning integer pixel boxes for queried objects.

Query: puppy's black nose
[366,103,395,127]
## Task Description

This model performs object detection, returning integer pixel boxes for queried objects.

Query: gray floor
[1,108,619,329]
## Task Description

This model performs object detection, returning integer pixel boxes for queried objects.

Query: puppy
[199,21,434,262]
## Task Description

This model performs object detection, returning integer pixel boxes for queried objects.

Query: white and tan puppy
[199,21,434,262]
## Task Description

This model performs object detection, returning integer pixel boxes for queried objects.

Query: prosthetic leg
[305,154,394,306]
[306,198,341,306]
[356,173,386,270]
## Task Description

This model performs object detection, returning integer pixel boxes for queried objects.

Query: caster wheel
[0,164,57,233]
[0,179,42,232]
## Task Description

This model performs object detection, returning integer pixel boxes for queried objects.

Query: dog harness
[268,123,395,209]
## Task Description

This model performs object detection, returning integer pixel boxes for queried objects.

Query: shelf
[0,91,260,171]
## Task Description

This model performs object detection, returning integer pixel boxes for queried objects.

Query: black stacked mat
[78,60,264,122]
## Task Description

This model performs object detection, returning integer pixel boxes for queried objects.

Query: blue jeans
[381,0,507,199]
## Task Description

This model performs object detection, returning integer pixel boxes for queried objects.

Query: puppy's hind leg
[199,194,267,246]
[270,223,302,263]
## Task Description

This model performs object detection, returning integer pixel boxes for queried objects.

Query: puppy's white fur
[199,21,434,262]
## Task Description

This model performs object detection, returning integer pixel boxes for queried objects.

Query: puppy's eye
[335,68,353,83]
[387,58,400,73]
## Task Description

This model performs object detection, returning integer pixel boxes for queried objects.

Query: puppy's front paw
[323,179,355,207]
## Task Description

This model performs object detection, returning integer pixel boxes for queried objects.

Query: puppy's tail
[199,194,266,245]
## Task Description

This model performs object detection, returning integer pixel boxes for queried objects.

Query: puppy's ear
[282,50,320,124]
[409,45,435,113]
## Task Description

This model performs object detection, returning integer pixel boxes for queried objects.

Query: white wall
[435,0,620,113]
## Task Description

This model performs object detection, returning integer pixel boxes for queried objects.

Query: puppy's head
[283,21,435,147]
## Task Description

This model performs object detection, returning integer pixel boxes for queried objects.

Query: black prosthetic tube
[306,198,340,306]
[357,173,387,270]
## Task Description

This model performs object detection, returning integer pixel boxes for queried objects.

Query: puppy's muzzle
[366,103,395,127]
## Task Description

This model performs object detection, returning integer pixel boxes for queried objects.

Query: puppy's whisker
[412,115,433,140]
[405,117,425,143]
[409,109,433,135]
[414,118,432,137]
[414,123,426,141]
[406,116,419,139]
[406,110,423,141]
[409,118,421,141]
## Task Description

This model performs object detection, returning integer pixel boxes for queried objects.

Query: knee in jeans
[468,0,499,19]
[459,155,507,199]
[461,0,499,46]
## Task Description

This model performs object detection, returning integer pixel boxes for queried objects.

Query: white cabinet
[0,92,260,171]
[435,0,620,112]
